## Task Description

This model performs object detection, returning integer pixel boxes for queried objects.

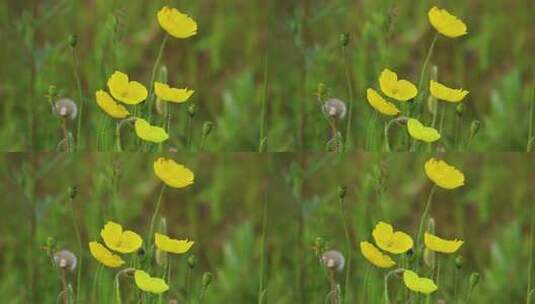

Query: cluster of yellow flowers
[88,157,195,294]
[360,157,465,295]
[94,7,197,144]
[366,6,469,145]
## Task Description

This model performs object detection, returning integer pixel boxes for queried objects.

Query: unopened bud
[188,104,197,117]
[68,186,78,199]
[470,120,481,138]
[455,255,464,269]
[340,33,350,47]
[202,121,214,137]
[456,103,465,116]
[317,83,328,96]
[469,272,480,288]
[202,272,213,287]
[68,34,78,47]
[187,254,197,269]
[337,186,347,199]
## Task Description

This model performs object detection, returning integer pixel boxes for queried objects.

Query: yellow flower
[372,221,413,254]
[153,157,194,188]
[360,241,395,268]
[100,221,143,254]
[95,90,130,119]
[157,7,197,39]
[88,241,125,268]
[107,71,148,105]
[134,118,169,143]
[366,88,400,116]
[134,270,169,294]
[379,69,418,101]
[407,118,441,143]
[428,6,467,38]
[155,233,194,254]
[424,232,464,253]
[403,270,438,294]
[430,80,469,103]
[154,82,195,103]
[424,158,465,190]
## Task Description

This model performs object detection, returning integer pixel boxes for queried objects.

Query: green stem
[186,114,193,151]
[338,196,351,303]
[527,82,535,152]
[69,197,83,304]
[259,53,269,152]
[384,119,399,152]
[258,196,268,304]
[527,202,535,304]
[342,46,355,151]
[147,34,169,122]
[72,47,83,151]
[114,273,122,304]
[148,185,166,250]
[415,33,438,117]
[416,186,436,255]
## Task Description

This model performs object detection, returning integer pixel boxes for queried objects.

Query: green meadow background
[0,153,534,303]
[1,0,534,151]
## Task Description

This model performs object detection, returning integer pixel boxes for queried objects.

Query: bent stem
[384,269,402,304]
[337,195,351,303]
[148,184,167,251]
[384,118,402,152]
[114,272,122,304]
[415,33,439,117]
[416,185,436,255]
[147,34,169,122]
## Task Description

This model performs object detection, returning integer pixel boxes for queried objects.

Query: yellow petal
[134,118,169,143]
[424,158,465,190]
[134,270,169,294]
[153,157,194,188]
[95,90,130,119]
[155,233,194,254]
[372,221,413,254]
[360,241,395,268]
[407,118,441,143]
[154,82,195,103]
[100,221,143,254]
[107,71,148,105]
[379,69,417,101]
[424,232,464,253]
[403,270,438,294]
[88,241,125,268]
[157,7,197,39]
[428,6,467,38]
[430,80,469,103]
[366,88,400,116]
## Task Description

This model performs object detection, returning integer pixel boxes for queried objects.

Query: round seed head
[53,249,77,272]
[322,98,347,120]
[54,98,78,120]
[321,250,345,272]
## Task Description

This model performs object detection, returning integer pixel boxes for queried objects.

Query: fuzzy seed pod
[321,250,345,272]
[323,98,347,120]
[54,98,78,120]
[53,250,77,272]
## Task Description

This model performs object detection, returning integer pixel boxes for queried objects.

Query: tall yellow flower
[134,270,169,294]
[360,241,396,268]
[379,69,418,101]
[366,88,400,116]
[372,221,413,254]
[134,118,169,143]
[107,71,148,105]
[88,241,125,268]
[157,7,198,39]
[428,6,467,38]
[95,90,130,119]
[403,270,438,294]
[407,118,441,143]
[430,80,469,103]
[424,232,464,253]
[100,221,143,254]
[153,157,194,188]
[155,233,194,254]
[154,82,195,103]
[424,158,465,190]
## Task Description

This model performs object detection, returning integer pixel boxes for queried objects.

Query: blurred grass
[0,153,534,303]
[0,0,534,151]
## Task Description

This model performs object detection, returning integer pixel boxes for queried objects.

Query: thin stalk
[416,186,436,254]
[360,265,370,303]
[259,53,269,152]
[61,118,70,152]
[60,270,69,304]
[147,34,169,122]
[258,195,268,304]
[147,185,166,250]
[69,196,83,304]
[91,265,103,302]
[384,269,401,304]
[414,33,439,117]
[186,267,192,304]
[186,114,193,151]
[338,195,351,303]
[527,202,535,304]
[114,273,122,304]
[342,46,355,151]
[384,119,400,152]
[527,83,535,152]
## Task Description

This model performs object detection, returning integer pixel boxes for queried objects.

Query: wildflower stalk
[342,43,355,151]
[527,82,535,152]
[186,112,193,151]
[415,33,439,117]
[116,118,135,152]
[258,195,268,304]
[71,45,83,151]
[59,269,70,304]
[337,188,351,303]
[527,202,535,304]
[68,194,82,303]
[147,184,167,253]
[360,265,370,303]
[384,269,403,304]
[258,53,269,152]
[147,34,169,122]
[326,268,340,304]
[416,185,436,255]
[60,118,71,152]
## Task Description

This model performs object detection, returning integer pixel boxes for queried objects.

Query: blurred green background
[1,0,534,151]
[0,153,534,303]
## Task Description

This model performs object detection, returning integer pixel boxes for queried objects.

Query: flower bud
[337,186,346,199]
[456,103,465,116]
[470,120,481,138]
[454,255,464,269]
[46,237,57,249]
[48,85,58,98]
[68,34,78,47]
[202,272,213,287]
[188,104,197,117]
[469,272,480,288]
[68,186,78,199]
[340,33,350,47]
[317,83,328,97]
[187,254,197,269]
[202,121,214,137]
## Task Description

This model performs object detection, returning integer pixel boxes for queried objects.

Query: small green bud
[469,272,480,288]
[68,34,78,47]
[455,255,464,269]
[202,272,213,287]
[315,237,325,249]
[470,120,481,137]
[340,33,350,47]
[427,217,435,234]
[187,254,197,269]
[456,103,465,116]
[317,83,327,96]
[188,104,197,117]
[423,248,435,268]
[68,186,78,199]
[202,121,214,137]
[337,186,347,199]
[48,85,58,97]
[46,237,57,249]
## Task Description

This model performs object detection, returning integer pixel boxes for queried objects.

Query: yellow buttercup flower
[101,221,143,254]
[134,118,169,143]
[153,157,194,188]
[155,233,194,254]
[407,118,441,143]
[366,88,400,116]
[107,71,148,105]
[360,241,395,268]
[372,221,413,254]
[430,80,469,103]
[379,69,418,101]
[157,7,197,39]
[403,270,438,294]
[154,82,195,103]
[95,90,130,119]
[424,158,465,190]
[424,232,464,253]
[134,270,169,294]
[428,6,467,38]
[88,241,125,268]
